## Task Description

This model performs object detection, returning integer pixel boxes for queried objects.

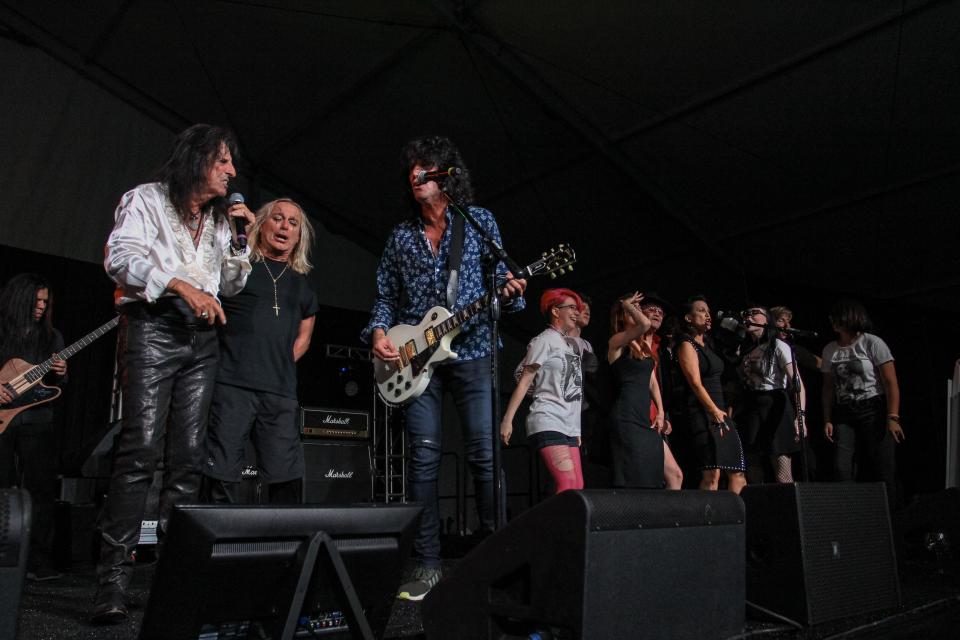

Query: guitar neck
[24,316,120,383]
[428,244,575,341]
[433,294,492,340]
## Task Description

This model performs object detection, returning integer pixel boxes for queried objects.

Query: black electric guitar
[374,244,576,405]
[0,316,120,433]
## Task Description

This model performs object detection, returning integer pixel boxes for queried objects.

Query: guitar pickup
[401,341,415,367]
[424,327,437,347]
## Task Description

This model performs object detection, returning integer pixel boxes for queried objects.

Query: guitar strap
[446,213,465,309]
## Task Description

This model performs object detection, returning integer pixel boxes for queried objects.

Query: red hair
[539,288,583,320]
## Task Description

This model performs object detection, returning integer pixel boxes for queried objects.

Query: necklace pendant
[273,303,280,317]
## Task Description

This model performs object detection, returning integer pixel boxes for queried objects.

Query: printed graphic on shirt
[832,357,868,400]
[563,350,583,403]
[739,340,790,391]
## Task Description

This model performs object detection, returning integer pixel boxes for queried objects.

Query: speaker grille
[0,490,25,568]
[797,483,900,624]
[302,441,372,504]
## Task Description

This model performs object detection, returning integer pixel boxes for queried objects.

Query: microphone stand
[784,337,810,482]
[443,192,522,532]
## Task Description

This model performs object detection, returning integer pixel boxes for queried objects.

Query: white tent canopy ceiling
[1,0,958,314]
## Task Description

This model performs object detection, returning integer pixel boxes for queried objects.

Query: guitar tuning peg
[568,265,574,272]
[549,272,557,279]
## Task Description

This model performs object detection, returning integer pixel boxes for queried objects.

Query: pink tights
[539,445,584,494]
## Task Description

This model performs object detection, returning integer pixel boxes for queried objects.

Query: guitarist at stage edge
[362,136,527,603]
[0,272,67,582]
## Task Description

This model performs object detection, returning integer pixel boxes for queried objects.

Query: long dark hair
[155,123,238,219]
[0,273,55,362]
[400,135,475,216]
[829,299,873,334]
[744,304,777,377]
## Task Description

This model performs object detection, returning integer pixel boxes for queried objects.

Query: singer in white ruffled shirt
[105,181,251,306]
[93,124,254,624]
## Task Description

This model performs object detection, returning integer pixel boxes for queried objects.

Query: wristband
[887,415,901,424]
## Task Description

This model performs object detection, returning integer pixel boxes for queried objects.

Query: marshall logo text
[325,469,355,479]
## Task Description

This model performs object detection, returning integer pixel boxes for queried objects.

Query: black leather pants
[96,301,218,592]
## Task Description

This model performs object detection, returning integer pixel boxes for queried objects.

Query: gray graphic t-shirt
[820,333,894,402]
[739,339,792,391]
[521,328,583,437]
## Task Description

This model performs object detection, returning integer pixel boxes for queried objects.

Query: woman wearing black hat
[636,293,683,489]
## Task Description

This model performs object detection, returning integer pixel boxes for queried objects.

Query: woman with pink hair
[501,288,585,493]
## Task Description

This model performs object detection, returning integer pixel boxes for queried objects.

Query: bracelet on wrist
[887,415,901,424]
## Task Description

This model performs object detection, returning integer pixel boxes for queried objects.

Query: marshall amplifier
[301,440,373,504]
[300,406,370,440]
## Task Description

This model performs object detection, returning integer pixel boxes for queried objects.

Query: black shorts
[204,382,304,483]
[527,430,579,450]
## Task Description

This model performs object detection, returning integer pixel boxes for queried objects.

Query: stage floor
[15,557,960,639]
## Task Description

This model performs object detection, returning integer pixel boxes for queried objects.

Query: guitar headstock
[523,244,576,280]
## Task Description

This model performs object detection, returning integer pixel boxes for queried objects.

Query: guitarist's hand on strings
[371,328,400,363]
[498,271,527,300]
[0,385,12,404]
[50,355,67,376]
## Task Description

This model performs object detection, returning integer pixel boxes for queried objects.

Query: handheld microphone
[778,326,819,339]
[730,313,818,340]
[415,167,462,185]
[228,192,247,248]
[716,311,742,333]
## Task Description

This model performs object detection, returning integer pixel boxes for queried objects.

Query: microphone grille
[228,192,245,205]
[719,317,740,332]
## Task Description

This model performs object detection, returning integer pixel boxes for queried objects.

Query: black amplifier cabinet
[300,406,369,440]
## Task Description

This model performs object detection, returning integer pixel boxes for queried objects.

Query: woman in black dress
[674,296,746,493]
[607,292,666,488]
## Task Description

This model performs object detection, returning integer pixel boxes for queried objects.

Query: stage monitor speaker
[302,440,372,504]
[422,489,745,640]
[0,489,31,640]
[742,482,900,625]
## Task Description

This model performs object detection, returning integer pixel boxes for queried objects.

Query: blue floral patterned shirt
[361,206,526,361]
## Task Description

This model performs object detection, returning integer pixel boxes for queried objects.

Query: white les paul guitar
[374,244,576,405]
[0,316,119,433]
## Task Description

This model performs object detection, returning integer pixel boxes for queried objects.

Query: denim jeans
[405,357,494,567]
[832,396,897,508]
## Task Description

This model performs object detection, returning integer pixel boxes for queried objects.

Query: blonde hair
[247,198,315,274]
[769,305,793,323]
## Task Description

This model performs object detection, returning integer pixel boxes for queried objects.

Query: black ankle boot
[91,586,128,624]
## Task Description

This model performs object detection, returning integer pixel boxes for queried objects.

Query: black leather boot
[91,489,143,624]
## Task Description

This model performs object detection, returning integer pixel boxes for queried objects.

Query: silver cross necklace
[261,260,289,317]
